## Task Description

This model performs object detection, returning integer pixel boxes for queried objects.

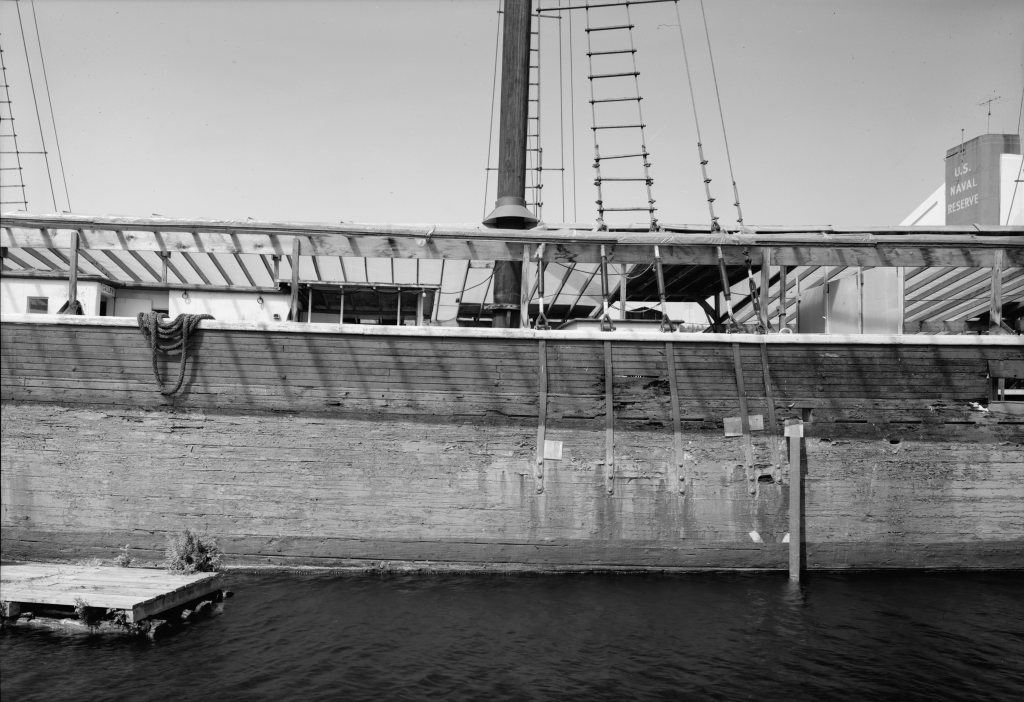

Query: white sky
[1,0,1022,228]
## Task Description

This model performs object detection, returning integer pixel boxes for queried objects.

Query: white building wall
[168,289,290,322]
[1,279,102,316]
[1000,154,1023,226]
[900,184,944,226]
[113,289,170,318]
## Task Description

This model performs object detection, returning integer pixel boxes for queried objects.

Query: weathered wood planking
[1,318,1022,570]
[3,213,1021,267]
[0,564,222,622]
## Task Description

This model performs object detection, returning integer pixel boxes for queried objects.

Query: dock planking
[1,564,222,623]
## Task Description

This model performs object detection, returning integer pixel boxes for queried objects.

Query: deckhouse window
[27,297,48,314]
[302,284,436,326]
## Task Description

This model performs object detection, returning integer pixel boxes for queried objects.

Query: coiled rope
[137,312,213,395]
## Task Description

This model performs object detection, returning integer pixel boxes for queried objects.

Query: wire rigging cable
[699,0,743,225]
[557,0,566,221]
[567,1,578,221]
[30,0,71,212]
[15,0,56,212]
[482,0,504,219]
[673,0,720,231]
[1004,87,1024,226]
[0,37,29,210]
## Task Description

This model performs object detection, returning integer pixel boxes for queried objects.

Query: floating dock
[1,564,222,624]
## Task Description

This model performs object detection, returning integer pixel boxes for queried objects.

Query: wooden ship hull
[3,313,1021,570]
[1,0,1021,573]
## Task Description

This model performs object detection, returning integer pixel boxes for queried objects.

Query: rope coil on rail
[137,312,213,395]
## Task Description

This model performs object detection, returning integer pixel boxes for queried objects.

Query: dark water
[2,571,1022,701]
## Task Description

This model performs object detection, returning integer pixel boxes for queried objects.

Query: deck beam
[2,214,1020,268]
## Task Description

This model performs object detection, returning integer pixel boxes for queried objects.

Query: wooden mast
[484,0,537,328]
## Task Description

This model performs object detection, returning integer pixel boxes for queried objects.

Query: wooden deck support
[786,418,804,582]
[521,245,530,328]
[157,251,170,283]
[760,247,772,331]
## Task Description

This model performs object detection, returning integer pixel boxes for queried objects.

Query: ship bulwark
[1,317,1021,570]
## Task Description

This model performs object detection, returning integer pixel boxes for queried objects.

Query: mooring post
[786,417,804,582]
[289,238,300,322]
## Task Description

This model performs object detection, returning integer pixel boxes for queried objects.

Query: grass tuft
[164,530,223,574]
[73,597,104,627]
[115,544,133,568]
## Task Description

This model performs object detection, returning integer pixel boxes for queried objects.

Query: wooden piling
[605,340,615,495]
[786,418,804,582]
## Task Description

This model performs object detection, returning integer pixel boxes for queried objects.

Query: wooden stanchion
[67,230,80,311]
[289,238,300,322]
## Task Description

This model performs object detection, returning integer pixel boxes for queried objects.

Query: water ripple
[2,572,1022,701]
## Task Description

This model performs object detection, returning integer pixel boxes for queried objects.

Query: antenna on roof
[977,95,1002,133]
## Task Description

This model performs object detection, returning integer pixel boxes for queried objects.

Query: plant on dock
[164,529,223,574]
[115,544,133,568]
[73,597,103,628]
[107,608,144,634]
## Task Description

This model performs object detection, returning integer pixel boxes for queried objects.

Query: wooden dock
[1,564,222,623]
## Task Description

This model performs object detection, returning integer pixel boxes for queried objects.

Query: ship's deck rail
[3,312,1022,346]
